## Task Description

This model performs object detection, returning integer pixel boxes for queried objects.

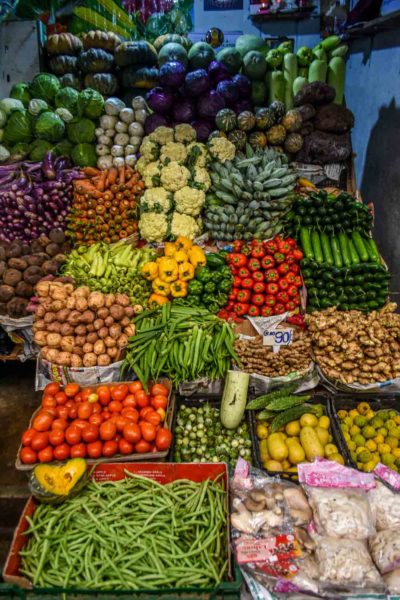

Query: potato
[109,324,122,339]
[34,331,48,347]
[75,324,87,336]
[94,340,106,355]
[97,307,109,320]
[105,293,115,308]
[75,297,88,312]
[83,343,93,354]
[110,305,124,321]
[97,353,111,366]
[86,332,98,344]
[104,336,116,348]
[83,352,97,367]
[80,310,95,324]
[88,292,105,310]
[61,336,75,353]
[94,318,104,331]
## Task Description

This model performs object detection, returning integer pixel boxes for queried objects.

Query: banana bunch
[204,145,298,241]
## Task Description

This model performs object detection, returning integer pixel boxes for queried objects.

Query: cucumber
[327,56,345,104]
[348,239,360,264]
[220,370,249,429]
[300,227,314,259]
[338,232,351,266]
[320,232,334,265]
[308,59,328,83]
[311,231,324,263]
[283,53,298,109]
[330,235,343,268]
[352,231,369,262]
[364,236,381,263]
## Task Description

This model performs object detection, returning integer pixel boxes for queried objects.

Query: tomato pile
[19,381,172,464]
[221,236,304,318]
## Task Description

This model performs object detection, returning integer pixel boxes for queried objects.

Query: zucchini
[300,227,314,259]
[348,238,360,264]
[352,231,369,262]
[338,232,351,267]
[320,232,334,265]
[283,53,298,109]
[311,231,324,263]
[220,370,249,429]
[330,235,343,268]
[308,59,328,83]
[327,56,345,104]
[364,236,381,263]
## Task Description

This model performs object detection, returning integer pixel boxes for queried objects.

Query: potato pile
[307,304,400,385]
[0,229,70,318]
[33,280,135,368]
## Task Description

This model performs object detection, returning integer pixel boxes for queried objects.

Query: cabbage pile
[0,74,104,167]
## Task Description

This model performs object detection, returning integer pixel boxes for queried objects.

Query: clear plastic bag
[369,481,400,531]
[369,528,400,574]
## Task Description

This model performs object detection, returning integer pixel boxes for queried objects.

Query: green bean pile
[122,303,240,387]
[20,472,228,591]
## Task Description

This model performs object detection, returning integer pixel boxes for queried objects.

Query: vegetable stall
[0,13,399,600]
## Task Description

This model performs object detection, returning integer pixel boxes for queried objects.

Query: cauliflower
[139,137,160,161]
[149,126,174,145]
[136,156,148,175]
[191,167,211,191]
[141,188,172,213]
[174,124,196,144]
[139,212,169,243]
[208,137,236,163]
[160,142,187,165]
[186,142,209,167]
[160,161,190,192]
[143,160,161,188]
[170,212,200,240]
[174,187,205,217]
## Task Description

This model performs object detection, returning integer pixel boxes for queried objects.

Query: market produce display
[183,251,233,313]
[33,280,136,367]
[68,165,143,245]
[95,96,149,169]
[204,146,297,241]
[19,379,172,465]
[174,402,252,464]
[137,124,212,241]
[63,242,155,307]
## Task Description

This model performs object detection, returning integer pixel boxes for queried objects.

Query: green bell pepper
[297,46,313,67]
[219,279,232,293]
[188,280,203,295]
[218,265,232,278]
[266,49,283,69]
[195,266,212,282]
[216,292,228,307]
[204,281,216,293]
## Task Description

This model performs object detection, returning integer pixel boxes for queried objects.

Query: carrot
[96,170,108,192]
[83,167,101,177]
[106,168,118,187]
[118,166,126,185]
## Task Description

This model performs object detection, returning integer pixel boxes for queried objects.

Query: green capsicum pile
[184,252,233,314]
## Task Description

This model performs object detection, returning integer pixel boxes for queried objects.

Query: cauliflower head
[191,167,211,191]
[149,126,174,145]
[139,212,169,243]
[208,137,236,163]
[174,124,196,144]
[160,142,187,164]
[160,161,190,192]
[186,142,209,168]
[141,188,172,213]
[136,155,148,175]
[139,137,160,161]
[170,212,200,240]
[174,187,205,217]
[143,160,161,188]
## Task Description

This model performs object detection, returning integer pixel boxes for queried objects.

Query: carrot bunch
[68,166,144,245]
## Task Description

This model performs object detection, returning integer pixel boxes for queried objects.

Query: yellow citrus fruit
[330,453,344,465]
[357,402,371,415]
[353,434,366,447]
[381,453,396,467]
[365,410,375,420]
[378,443,391,454]
[318,416,330,430]
[386,436,398,449]
[285,420,300,437]
[356,446,367,456]
[349,409,359,419]
[337,410,348,420]
[371,417,384,429]
[387,419,397,431]
[364,460,377,472]
[394,415,400,425]
[378,428,388,438]
[256,423,269,440]
[325,443,339,456]
[390,427,400,439]
[392,448,400,459]
[374,434,384,444]
[347,440,356,451]
[358,449,371,463]
[362,425,376,440]
[350,424,360,436]
[354,415,367,427]
[366,439,377,452]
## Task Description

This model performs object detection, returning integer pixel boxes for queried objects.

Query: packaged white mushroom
[369,481,400,531]
[369,528,400,574]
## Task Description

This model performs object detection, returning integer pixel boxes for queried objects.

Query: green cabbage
[34,111,65,142]
[55,86,79,115]
[10,142,30,160]
[29,139,53,162]
[28,99,49,116]
[3,109,33,144]
[71,143,97,167]
[29,73,61,104]
[77,88,104,119]
[0,98,24,115]
[67,118,95,144]
[0,109,6,128]
[10,83,31,107]
[52,139,73,158]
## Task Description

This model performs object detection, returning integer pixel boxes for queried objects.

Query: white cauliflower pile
[138,125,211,243]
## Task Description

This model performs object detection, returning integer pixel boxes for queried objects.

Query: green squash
[121,66,159,90]
[29,458,88,504]
[248,130,267,149]
[154,34,191,51]
[115,41,158,68]
[158,42,188,68]
[78,48,114,73]
[216,47,242,74]
[188,42,215,70]
[242,51,267,81]
[49,55,78,76]
[255,107,275,130]
[266,124,287,145]
[235,34,267,58]
[237,111,256,132]
[84,73,118,96]
[215,108,237,132]
[228,129,247,150]
[251,81,267,106]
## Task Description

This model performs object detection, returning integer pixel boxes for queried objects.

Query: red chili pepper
[241,277,254,289]
[266,283,279,295]
[285,300,297,312]
[238,267,250,279]
[274,303,286,315]
[265,268,279,282]
[253,282,265,294]
[231,253,247,267]
[261,306,274,317]
[264,294,276,307]
[285,272,296,284]
[263,240,277,253]
[241,245,251,256]
[233,276,242,288]
[237,289,251,303]
[248,305,260,317]
[234,302,249,316]
[278,241,291,254]
[288,284,299,298]
[292,249,304,261]
[277,262,290,275]
[277,291,289,304]
[232,240,243,252]
[274,252,285,264]
[252,293,265,306]
[251,246,265,259]
[294,275,302,287]
[248,258,261,272]
[261,255,275,270]
[252,270,264,282]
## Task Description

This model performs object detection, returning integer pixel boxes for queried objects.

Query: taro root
[42,260,60,276]
[46,243,61,257]
[23,266,44,285]
[294,81,336,106]
[314,103,355,133]
[49,229,66,244]
[30,240,43,254]
[0,302,7,315]
[7,258,28,271]
[3,268,22,287]
[0,261,6,278]
[5,242,22,259]
[296,103,316,122]
[6,297,28,317]
[0,247,5,261]
[15,281,33,299]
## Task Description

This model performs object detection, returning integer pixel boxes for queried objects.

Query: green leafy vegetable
[10,83,31,107]
[0,98,24,115]
[29,139,53,162]
[77,88,104,119]
[3,109,33,143]
[29,73,61,104]
[28,99,49,116]
[71,143,97,167]
[34,111,65,142]
[55,86,79,115]
[67,118,96,144]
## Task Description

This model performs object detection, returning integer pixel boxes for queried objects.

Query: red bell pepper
[263,240,277,253]
[265,294,276,307]
[248,305,260,317]
[277,240,291,255]
[251,239,263,247]
[234,302,249,316]
[237,289,251,303]
[261,306,274,317]
[253,282,265,294]
[238,267,250,279]
[265,268,279,282]
[279,279,289,290]
[228,290,238,300]
[285,300,297,312]
[241,277,254,289]
[285,272,297,284]
[217,309,229,320]
[241,245,251,256]
[286,237,297,248]
[294,275,302,287]
[251,246,265,259]
[274,303,286,315]
[277,291,289,304]
[252,270,264,282]
[233,276,242,288]
[231,253,247,267]
[286,314,305,327]
[292,249,304,261]
[292,296,301,306]
[277,262,290,275]
[273,252,285,264]
[252,293,265,306]
[288,284,299,298]
[232,240,243,252]
[290,263,300,274]
[266,283,279,295]
[261,255,275,270]
[226,301,235,310]
[248,258,261,272]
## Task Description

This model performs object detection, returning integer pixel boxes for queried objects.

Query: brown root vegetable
[93,318,104,330]
[30,240,43,254]
[40,346,50,360]
[34,331,48,347]
[0,302,8,314]
[80,310,95,324]
[94,340,106,355]
[110,305,124,321]
[33,319,46,331]
[109,323,122,339]
[67,310,81,326]
[74,286,90,298]
[42,260,60,276]
[47,333,62,348]
[0,261,6,278]
[75,324,87,336]
[98,327,109,339]
[115,293,130,307]
[47,322,62,334]
[0,247,5,261]
[88,292,105,310]
[61,336,75,352]
[53,254,66,263]
[70,354,83,367]
[35,305,46,318]
[38,234,50,248]
[120,316,131,327]
[15,281,33,299]
[8,258,28,271]
[104,336,116,348]
[83,353,97,367]
[97,307,109,320]
[60,323,74,337]
[44,312,56,323]
[117,333,128,348]
[49,284,67,301]
[27,253,48,267]
[107,346,118,359]
[105,293,116,308]
[86,332,98,344]
[23,266,44,285]
[74,335,86,347]
[72,346,84,357]
[83,342,94,354]
[124,324,135,337]
[64,283,74,295]
[124,306,135,318]
[75,297,88,312]
[97,353,111,366]
[49,229,66,244]
[56,351,71,366]
[36,281,50,297]
[66,297,76,310]
[104,316,114,328]
[5,242,22,258]
[86,323,95,332]
[45,243,61,257]
[50,300,65,312]
[56,309,70,322]
[0,284,15,302]
[45,348,59,363]
[4,268,22,287]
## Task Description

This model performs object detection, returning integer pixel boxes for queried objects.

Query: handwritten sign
[263,328,293,348]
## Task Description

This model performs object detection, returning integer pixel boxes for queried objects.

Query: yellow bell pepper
[164,242,177,257]
[175,236,192,252]
[148,293,169,307]
[141,261,158,281]
[158,257,178,283]
[174,250,188,265]
[178,262,195,281]
[170,280,188,298]
[152,278,171,297]
[188,245,206,268]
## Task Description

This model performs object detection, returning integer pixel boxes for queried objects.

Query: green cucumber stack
[204,145,297,241]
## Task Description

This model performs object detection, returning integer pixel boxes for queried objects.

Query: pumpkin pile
[45,32,83,91]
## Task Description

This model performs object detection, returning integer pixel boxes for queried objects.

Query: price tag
[263,328,293,348]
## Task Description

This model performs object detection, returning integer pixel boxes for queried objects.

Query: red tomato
[65,400,75,409]
[96,385,111,406]
[129,381,143,394]
[21,428,36,446]
[115,433,121,443]
[140,422,156,442]
[72,419,87,431]
[49,429,65,446]
[55,391,67,405]
[78,402,93,420]
[52,418,68,431]
[38,446,54,463]
[102,440,118,457]
[33,411,53,432]
[89,413,103,427]
[70,443,86,458]
[140,406,153,420]
[81,387,94,401]
[56,406,69,420]
[123,394,137,408]
[102,410,111,421]
[123,423,141,444]
[68,405,78,420]
[156,407,166,421]
[91,402,101,414]
[145,411,162,426]
[152,395,168,410]
[135,440,151,454]
[65,425,82,445]
[109,400,123,413]
[74,393,82,403]
[115,416,128,432]
[20,447,38,464]
[136,391,150,408]
[151,383,169,397]
[86,440,102,459]
[53,443,70,461]
[156,428,172,451]
[44,382,60,396]
[45,407,58,418]
[82,424,99,443]
[99,420,117,441]
[122,408,139,423]
[42,395,57,409]
[111,385,128,402]
[119,438,133,455]
[65,383,80,398]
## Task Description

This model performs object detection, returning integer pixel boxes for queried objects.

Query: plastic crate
[3,462,242,599]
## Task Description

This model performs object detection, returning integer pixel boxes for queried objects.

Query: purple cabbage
[184,69,210,97]
[216,80,239,105]
[208,61,231,86]
[173,98,196,123]
[144,113,169,135]
[197,90,226,120]
[146,87,174,114]
[232,74,252,98]
[190,120,214,142]
[159,61,186,88]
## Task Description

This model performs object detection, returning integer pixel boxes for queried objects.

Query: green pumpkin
[209,130,227,140]
[84,73,118,96]
[255,107,275,130]
[49,55,78,76]
[215,108,237,132]
[248,131,267,149]
[158,42,188,68]
[121,66,159,90]
[266,124,287,145]
[228,129,247,150]
[115,41,158,68]
[78,48,114,73]
[237,111,256,132]
[281,109,302,132]
[270,100,286,122]
[284,132,304,153]
[29,458,88,504]
[154,34,191,51]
